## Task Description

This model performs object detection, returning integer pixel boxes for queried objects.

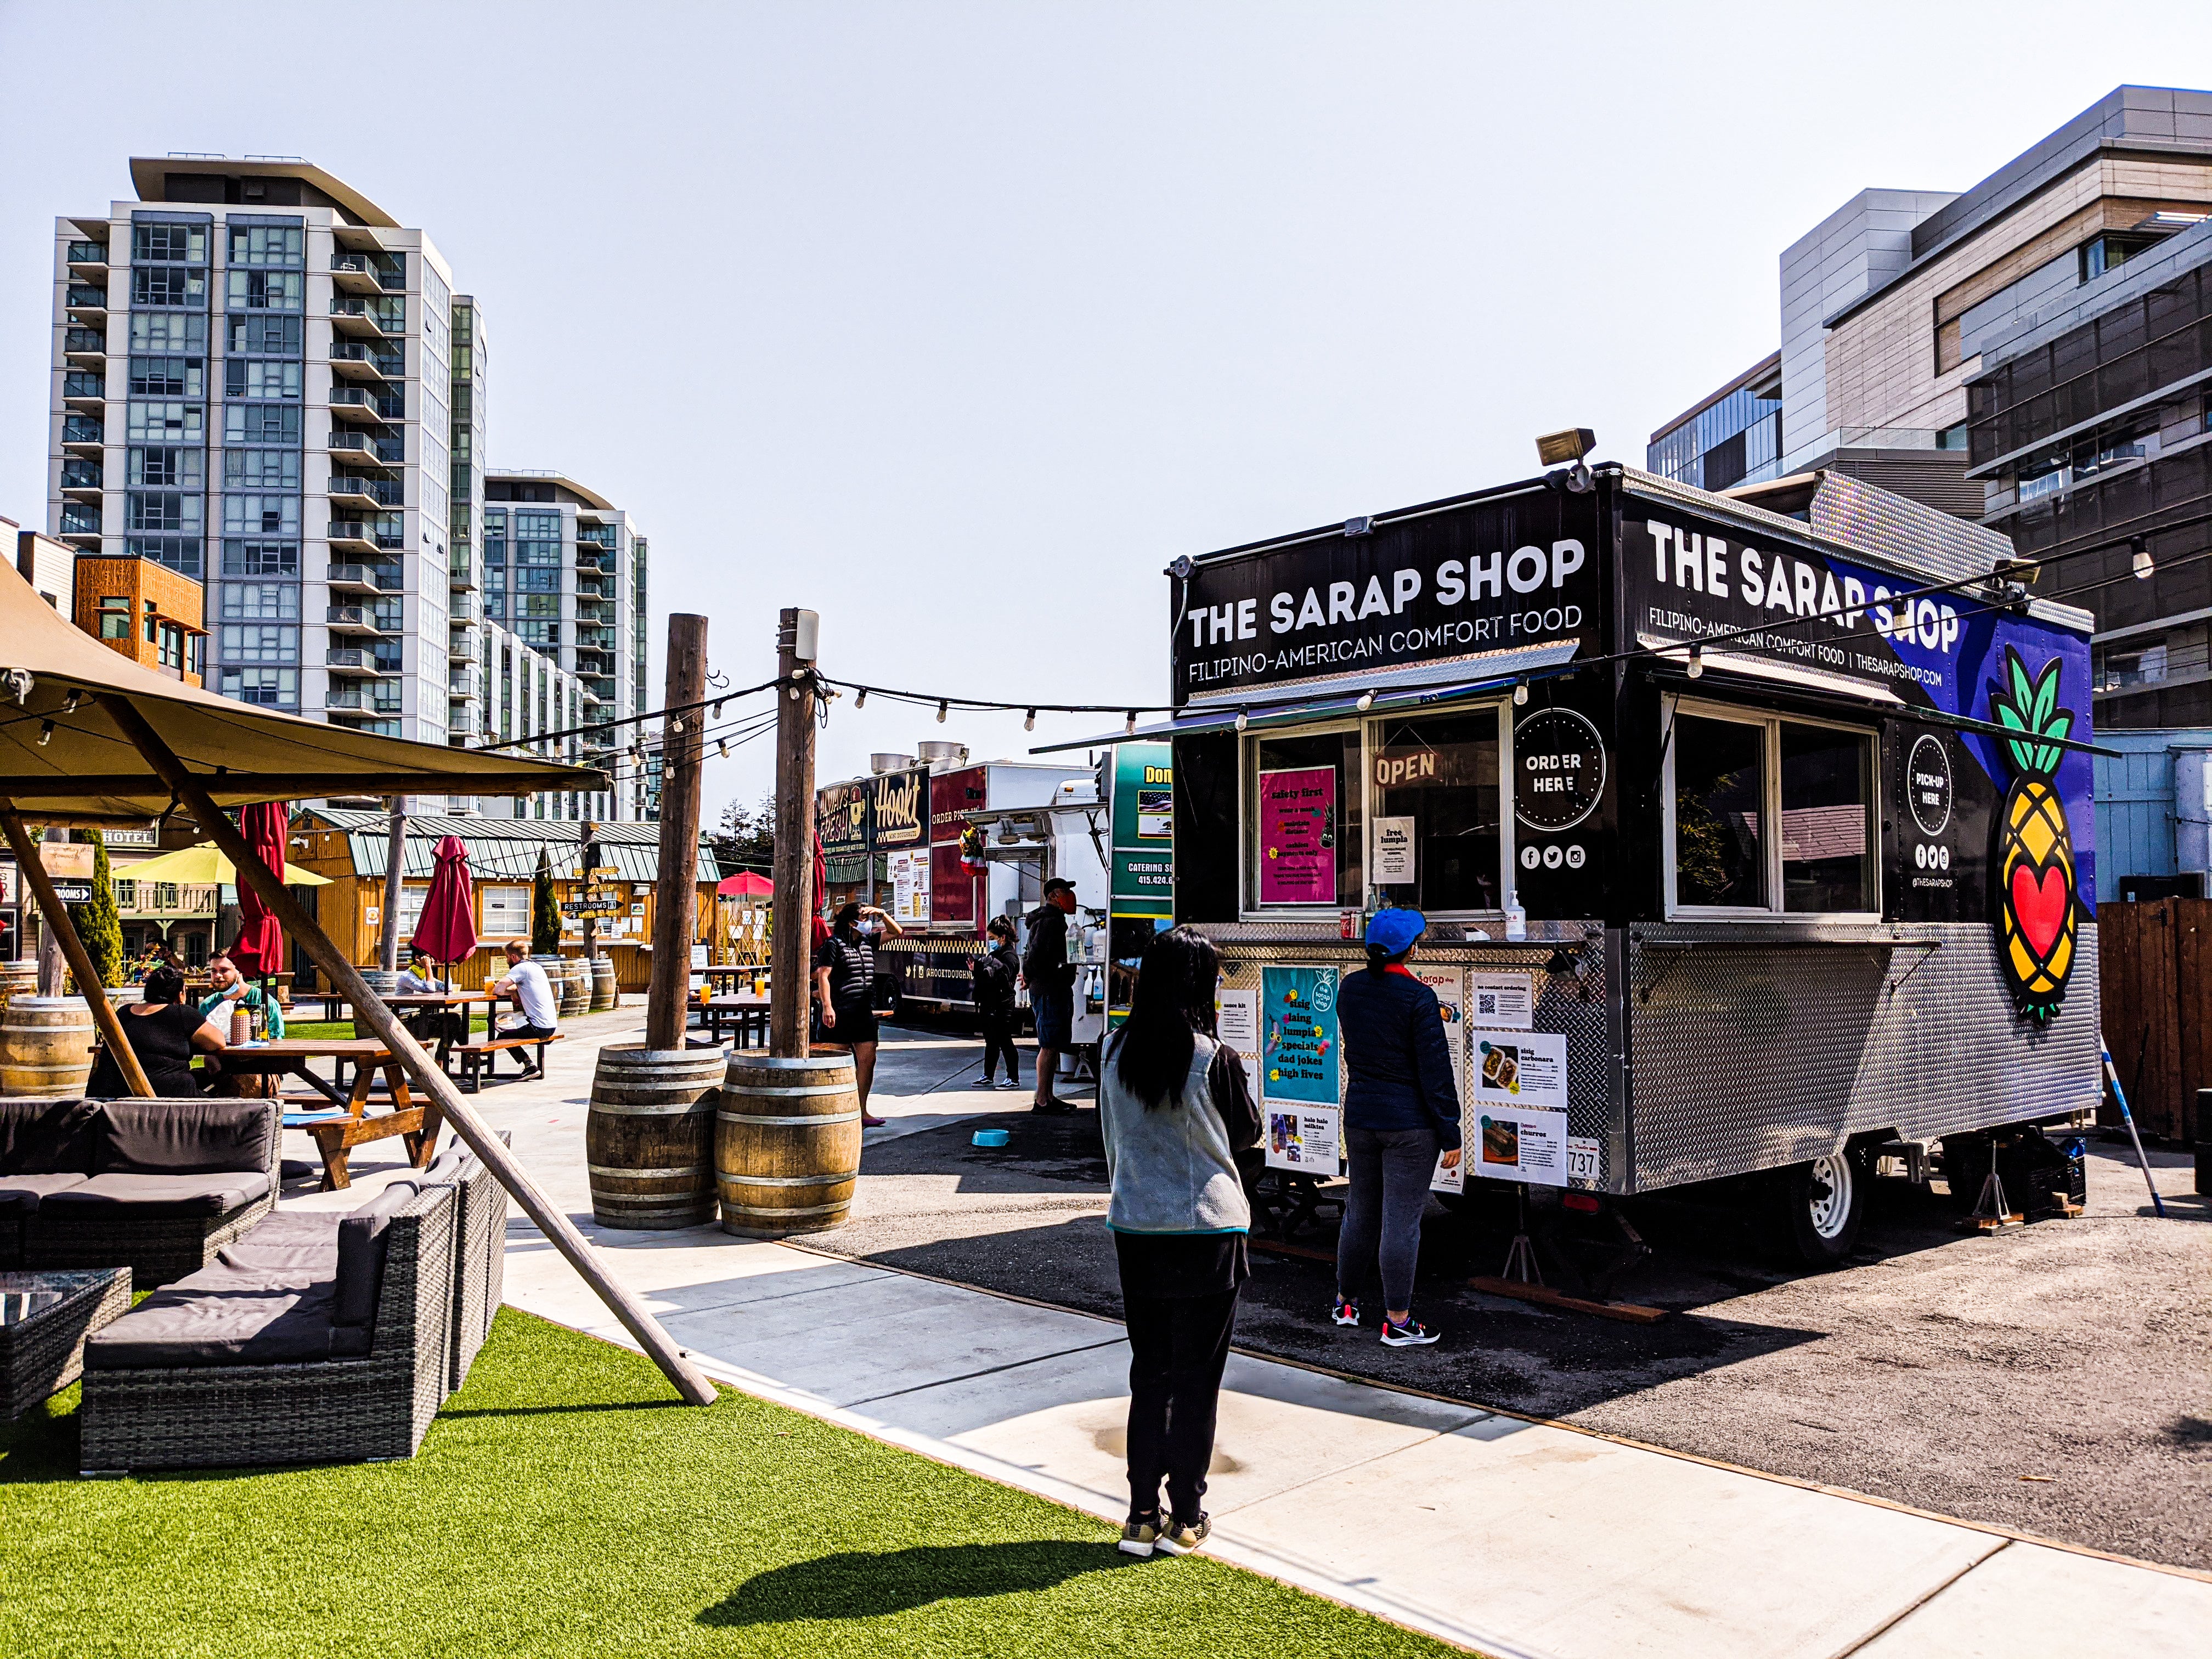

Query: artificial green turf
[0,1310,1461,1659]
[281,1015,489,1042]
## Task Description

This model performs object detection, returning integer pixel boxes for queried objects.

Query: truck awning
[1028,640,1581,755]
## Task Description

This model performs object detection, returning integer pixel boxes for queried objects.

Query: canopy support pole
[0,803,153,1098]
[99,696,718,1408]
[380,797,407,977]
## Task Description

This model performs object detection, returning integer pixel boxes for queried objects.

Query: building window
[516,620,561,648]
[223,495,300,537]
[481,884,528,940]
[228,314,303,354]
[223,449,300,489]
[221,540,299,577]
[1664,701,1877,918]
[131,266,205,307]
[132,223,205,263]
[1370,708,1505,913]
[219,667,297,707]
[125,538,203,579]
[128,356,202,397]
[128,312,205,353]
[157,622,185,671]
[112,879,136,910]
[220,583,300,621]
[224,358,301,400]
[219,624,299,663]
[126,400,204,443]
[186,632,204,677]
[97,596,131,640]
[127,446,203,488]
[126,491,202,533]
[227,224,304,267]
[225,269,303,311]
[1246,727,1363,910]
[224,404,300,445]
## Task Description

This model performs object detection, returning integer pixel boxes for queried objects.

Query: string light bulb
[717,739,729,759]
[1687,643,1704,679]
[1513,680,1528,705]
[1234,711,1248,732]
[2131,537,2153,580]
[1024,709,1036,731]
[936,699,949,724]
[36,720,54,746]
[61,691,81,714]
[1125,712,1137,736]
[1356,691,1374,712]
[855,688,866,709]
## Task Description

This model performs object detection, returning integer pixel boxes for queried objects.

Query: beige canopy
[0,559,598,822]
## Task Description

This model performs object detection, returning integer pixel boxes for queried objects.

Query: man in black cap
[1022,878,1081,1115]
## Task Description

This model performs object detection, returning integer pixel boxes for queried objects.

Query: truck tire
[1771,1150,1865,1269]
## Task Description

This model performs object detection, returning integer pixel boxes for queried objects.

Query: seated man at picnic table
[396,949,448,996]
[488,939,558,1079]
[198,949,285,1039]
[395,949,462,1046]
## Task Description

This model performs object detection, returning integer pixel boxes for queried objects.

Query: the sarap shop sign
[1172,488,1604,704]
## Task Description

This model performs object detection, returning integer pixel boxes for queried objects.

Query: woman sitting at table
[198,950,285,1040]
[89,965,227,1098]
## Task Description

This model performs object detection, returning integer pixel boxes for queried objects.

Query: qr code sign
[1476,992,1499,1016]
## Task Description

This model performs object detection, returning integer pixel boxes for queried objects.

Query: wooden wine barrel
[715,1053,862,1237]
[539,955,588,1019]
[587,956,618,1012]
[0,997,97,1097]
[0,961,39,1014]
[585,1045,725,1228]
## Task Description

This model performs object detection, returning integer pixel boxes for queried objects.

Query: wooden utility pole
[0,804,152,1097]
[579,817,599,967]
[98,694,715,1407]
[378,796,407,977]
[645,614,709,1051]
[35,825,66,996]
[769,608,819,1058]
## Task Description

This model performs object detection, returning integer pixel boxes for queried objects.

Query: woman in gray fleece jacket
[1098,925,1261,1559]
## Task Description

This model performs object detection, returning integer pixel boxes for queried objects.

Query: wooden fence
[2097,898,2210,1142]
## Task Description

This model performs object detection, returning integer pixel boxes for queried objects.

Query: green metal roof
[301,809,719,884]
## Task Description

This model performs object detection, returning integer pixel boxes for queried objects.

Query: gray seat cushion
[0,1172,93,1209]
[336,1180,427,1327]
[92,1099,277,1176]
[217,1210,343,1274]
[0,1098,100,1174]
[41,1170,274,1217]
[83,1263,370,1369]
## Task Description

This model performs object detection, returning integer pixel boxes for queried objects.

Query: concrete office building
[1649,87,2212,522]
[7,515,74,609]
[44,155,646,821]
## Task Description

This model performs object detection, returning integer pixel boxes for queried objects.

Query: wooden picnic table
[698,994,771,1048]
[207,1037,440,1192]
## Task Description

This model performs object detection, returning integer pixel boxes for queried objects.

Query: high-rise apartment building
[1647,88,2212,526]
[45,155,645,820]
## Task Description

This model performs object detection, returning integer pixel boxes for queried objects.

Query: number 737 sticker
[1565,1137,1601,1182]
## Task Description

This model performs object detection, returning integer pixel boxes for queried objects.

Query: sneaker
[1118,1513,1161,1558]
[1000,1076,1023,1090]
[1032,1098,1077,1116]
[1380,1317,1440,1348]
[1331,1297,1360,1328]
[1156,1514,1211,1555]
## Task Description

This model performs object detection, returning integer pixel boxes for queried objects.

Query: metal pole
[98,695,717,1407]
[770,608,819,1058]
[2101,1043,2168,1219]
[0,804,153,1097]
[379,796,407,978]
[646,616,709,1052]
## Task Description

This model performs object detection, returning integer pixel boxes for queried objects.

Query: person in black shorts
[814,901,902,1127]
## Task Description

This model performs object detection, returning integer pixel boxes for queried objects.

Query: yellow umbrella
[119,842,331,887]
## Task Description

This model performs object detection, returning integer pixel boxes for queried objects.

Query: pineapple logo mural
[1989,648,2079,1023]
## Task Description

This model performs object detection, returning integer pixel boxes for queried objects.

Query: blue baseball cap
[1364,907,1426,955]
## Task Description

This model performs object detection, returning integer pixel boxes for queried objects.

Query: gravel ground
[826,1061,2212,1573]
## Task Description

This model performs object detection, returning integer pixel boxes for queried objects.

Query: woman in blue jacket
[1331,908,1462,1347]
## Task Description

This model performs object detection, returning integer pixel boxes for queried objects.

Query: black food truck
[1047,462,2102,1266]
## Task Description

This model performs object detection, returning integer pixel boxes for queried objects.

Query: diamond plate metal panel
[1626,922,2102,1190]
[1207,933,1623,1192]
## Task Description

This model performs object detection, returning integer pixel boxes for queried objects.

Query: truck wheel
[1773,1151,1865,1269]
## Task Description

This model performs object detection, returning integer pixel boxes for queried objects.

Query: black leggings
[1121,1287,1238,1522]
[979,1010,1019,1081]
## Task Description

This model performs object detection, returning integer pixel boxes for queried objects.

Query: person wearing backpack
[972,915,1023,1089]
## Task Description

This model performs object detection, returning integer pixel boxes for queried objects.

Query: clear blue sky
[3,3,2208,819]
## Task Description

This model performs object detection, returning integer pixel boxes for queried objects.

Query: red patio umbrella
[812,831,830,945]
[716,871,772,898]
[411,835,479,965]
[229,802,288,977]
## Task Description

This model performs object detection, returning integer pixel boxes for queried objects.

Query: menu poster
[1468,973,1534,1030]
[1215,988,1260,1086]
[1260,964,1339,1104]
[1266,1105,1342,1173]
[1468,1028,1567,1111]
[1258,766,1337,905]
[1472,1105,1568,1187]
[888,848,932,924]
[1414,964,1468,1194]
[1371,816,1416,884]
[1430,1146,1464,1194]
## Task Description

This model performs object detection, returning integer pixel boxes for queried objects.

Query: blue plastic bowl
[971,1128,1011,1148]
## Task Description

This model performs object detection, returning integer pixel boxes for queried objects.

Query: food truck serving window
[1372,708,1504,913]
[1663,700,1877,919]
[1249,728,1361,910]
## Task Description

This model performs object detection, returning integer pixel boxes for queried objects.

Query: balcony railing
[60,460,102,492]
[329,340,404,379]
[63,370,106,400]
[61,415,104,445]
[65,284,108,311]
[449,664,484,698]
[66,241,107,266]
[325,563,392,594]
[329,297,399,335]
[325,648,402,675]
[64,326,105,358]
[328,472,402,506]
[328,520,404,550]
[112,882,217,919]
[59,506,101,536]
[327,429,403,467]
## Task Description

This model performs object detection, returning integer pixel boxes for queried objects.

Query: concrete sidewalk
[296,1018,2211,1658]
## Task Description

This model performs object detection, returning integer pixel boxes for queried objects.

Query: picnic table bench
[216,1038,438,1192]
[454,1030,566,1093]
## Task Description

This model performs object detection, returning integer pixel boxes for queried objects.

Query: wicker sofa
[0,1098,281,1286]
[75,1139,507,1474]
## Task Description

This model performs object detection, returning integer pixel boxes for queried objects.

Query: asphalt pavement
[815,1032,2212,1573]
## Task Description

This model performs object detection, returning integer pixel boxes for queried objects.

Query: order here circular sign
[1513,707,1606,832]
